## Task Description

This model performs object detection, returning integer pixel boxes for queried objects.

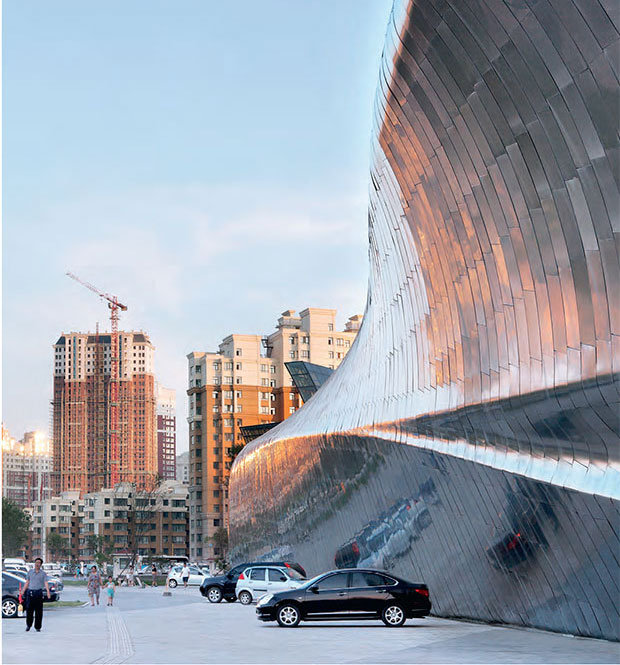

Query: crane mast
[66,272,128,488]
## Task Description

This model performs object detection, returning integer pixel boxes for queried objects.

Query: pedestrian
[127,566,135,587]
[87,565,102,606]
[181,563,190,589]
[151,563,158,587]
[105,576,116,606]
[22,557,51,632]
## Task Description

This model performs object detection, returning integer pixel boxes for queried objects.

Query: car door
[189,566,203,585]
[303,572,350,617]
[248,567,268,596]
[266,567,293,594]
[347,571,394,615]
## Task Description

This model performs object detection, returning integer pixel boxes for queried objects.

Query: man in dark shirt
[21,558,51,632]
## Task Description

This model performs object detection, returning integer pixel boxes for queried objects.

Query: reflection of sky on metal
[230,0,620,641]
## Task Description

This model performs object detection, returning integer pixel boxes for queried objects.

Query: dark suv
[200,561,306,603]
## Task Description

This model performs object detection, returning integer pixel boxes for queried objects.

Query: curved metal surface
[229,0,620,640]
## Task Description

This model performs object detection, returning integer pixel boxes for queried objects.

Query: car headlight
[257,594,273,607]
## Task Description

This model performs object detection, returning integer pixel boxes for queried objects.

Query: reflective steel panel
[229,0,620,641]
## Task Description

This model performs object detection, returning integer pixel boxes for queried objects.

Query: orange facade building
[52,331,158,495]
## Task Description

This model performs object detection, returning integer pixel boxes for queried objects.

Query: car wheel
[382,604,406,627]
[207,587,222,603]
[2,598,18,618]
[168,579,177,588]
[238,591,253,605]
[224,597,236,603]
[276,603,301,628]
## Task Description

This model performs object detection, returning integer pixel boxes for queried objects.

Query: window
[345,340,350,347]
[249,567,266,581]
[289,351,296,359]
[224,376,233,384]
[270,366,276,374]
[301,336,309,344]
[301,350,309,359]
[268,568,287,582]
[224,418,233,426]
[289,393,295,401]
[328,323,334,331]
[289,336,296,345]
[223,391,233,399]
[235,405,242,413]
[261,378,269,387]
[260,364,268,372]
[212,406,219,413]
[235,377,242,384]
[212,362,220,371]
[328,351,334,359]
[336,338,343,346]
[327,338,333,345]
[235,391,242,398]
[235,349,242,357]
[349,572,394,587]
[212,391,219,399]
[195,379,202,387]
[235,363,242,370]
[289,407,295,414]
[224,362,233,371]
[316,573,348,590]
[213,519,220,527]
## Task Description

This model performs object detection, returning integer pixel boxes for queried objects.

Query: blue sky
[3,0,393,450]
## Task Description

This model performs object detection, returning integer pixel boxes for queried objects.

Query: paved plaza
[2,586,619,664]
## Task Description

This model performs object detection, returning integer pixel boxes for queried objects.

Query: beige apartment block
[186,307,361,562]
[31,481,188,562]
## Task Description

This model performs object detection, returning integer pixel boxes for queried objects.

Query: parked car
[42,563,63,578]
[2,571,23,618]
[236,565,305,605]
[3,563,29,576]
[166,565,210,588]
[200,561,307,603]
[255,568,431,627]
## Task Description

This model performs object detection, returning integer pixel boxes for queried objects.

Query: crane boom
[66,271,128,488]
[66,272,128,310]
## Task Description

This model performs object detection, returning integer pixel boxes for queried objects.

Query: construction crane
[66,271,128,487]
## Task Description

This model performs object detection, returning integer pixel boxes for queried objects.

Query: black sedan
[256,568,431,627]
[2,570,62,617]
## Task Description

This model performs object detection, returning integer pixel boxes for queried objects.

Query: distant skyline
[3,0,393,450]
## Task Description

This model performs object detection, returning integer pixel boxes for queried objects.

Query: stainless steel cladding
[229,0,620,640]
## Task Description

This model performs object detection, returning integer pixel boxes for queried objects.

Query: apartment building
[2,427,53,508]
[176,452,189,484]
[186,307,361,561]
[79,481,188,560]
[30,491,82,561]
[52,331,158,494]
[156,385,177,481]
[31,481,188,562]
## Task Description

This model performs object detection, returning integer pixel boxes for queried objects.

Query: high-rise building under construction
[52,331,158,495]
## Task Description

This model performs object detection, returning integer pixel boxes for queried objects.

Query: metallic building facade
[229,0,620,640]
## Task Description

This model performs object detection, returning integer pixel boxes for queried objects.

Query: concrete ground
[2,585,619,664]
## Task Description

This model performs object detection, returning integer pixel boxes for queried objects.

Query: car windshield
[298,573,325,589]
[285,567,305,580]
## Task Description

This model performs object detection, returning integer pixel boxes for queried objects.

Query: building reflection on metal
[229,0,620,641]
[285,361,334,403]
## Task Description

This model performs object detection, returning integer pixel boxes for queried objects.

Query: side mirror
[309,585,319,594]
[279,576,287,582]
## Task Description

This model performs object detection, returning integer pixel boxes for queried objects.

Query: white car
[167,565,210,588]
[235,565,305,605]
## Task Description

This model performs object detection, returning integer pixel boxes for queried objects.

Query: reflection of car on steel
[200,561,307,603]
[256,569,431,628]
[335,496,434,570]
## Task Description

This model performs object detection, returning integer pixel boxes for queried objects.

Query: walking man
[181,563,190,589]
[22,557,51,632]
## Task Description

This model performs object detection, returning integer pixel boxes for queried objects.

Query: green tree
[2,498,31,557]
[205,527,229,572]
[46,532,70,560]
[87,534,114,570]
